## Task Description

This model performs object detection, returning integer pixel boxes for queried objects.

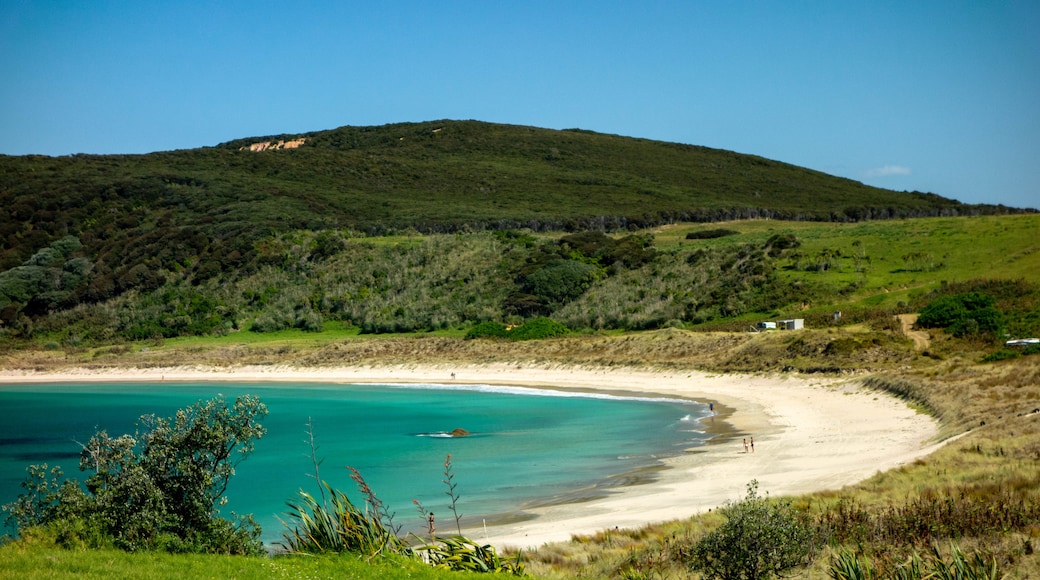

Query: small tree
[689,480,814,580]
[917,292,1004,339]
[4,395,267,554]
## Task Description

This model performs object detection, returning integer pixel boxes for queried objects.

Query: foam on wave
[377,382,700,407]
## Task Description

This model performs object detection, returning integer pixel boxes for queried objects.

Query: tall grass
[815,485,1040,547]
[829,545,1003,580]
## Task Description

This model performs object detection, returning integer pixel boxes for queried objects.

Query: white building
[778,319,804,330]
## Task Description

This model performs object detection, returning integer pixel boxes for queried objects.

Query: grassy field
[655,214,1040,311]
[3,215,1040,578]
[0,538,488,579]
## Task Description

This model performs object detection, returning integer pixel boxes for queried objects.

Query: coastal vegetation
[3,215,1040,356]
[0,120,1030,343]
[4,328,1037,578]
[3,396,268,555]
[2,121,1040,577]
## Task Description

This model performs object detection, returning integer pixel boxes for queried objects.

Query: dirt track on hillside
[898,313,931,351]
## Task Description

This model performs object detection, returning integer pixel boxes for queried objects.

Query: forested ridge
[0,120,1032,344]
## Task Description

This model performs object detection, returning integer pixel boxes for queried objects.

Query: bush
[982,349,1019,363]
[250,312,292,333]
[465,321,509,339]
[521,259,599,305]
[764,233,800,256]
[687,480,814,580]
[419,535,525,575]
[280,478,408,556]
[2,395,268,554]
[508,317,569,340]
[917,292,1004,338]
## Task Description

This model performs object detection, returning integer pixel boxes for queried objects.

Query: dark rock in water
[449,428,470,437]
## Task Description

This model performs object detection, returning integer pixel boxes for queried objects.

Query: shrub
[764,233,800,256]
[280,422,407,557]
[521,259,599,305]
[2,395,268,554]
[465,321,509,339]
[279,478,408,556]
[1,464,68,531]
[982,349,1019,362]
[824,338,863,356]
[917,292,1004,338]
[250,312,292,333]
[294,309,324,332]
[508,317,569,340]
[687,480,814,580]
[419,535,525,575]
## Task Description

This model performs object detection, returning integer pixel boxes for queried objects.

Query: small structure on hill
[755,319,804,332]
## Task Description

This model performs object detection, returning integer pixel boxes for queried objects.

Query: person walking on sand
[743,438,749,453]
[709,402,714,415]
[750,436,755,453]
[428,512,435,537]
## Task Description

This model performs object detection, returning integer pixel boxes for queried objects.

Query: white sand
[0,363,941,551]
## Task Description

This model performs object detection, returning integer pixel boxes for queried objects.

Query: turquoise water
[0,382,709,542]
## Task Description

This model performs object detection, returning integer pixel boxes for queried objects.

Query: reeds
[816,485,1040,548]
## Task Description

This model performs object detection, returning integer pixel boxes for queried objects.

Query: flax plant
[278,421,408,558]
[278,478,409,557]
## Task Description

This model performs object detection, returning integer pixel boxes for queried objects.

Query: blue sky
[2,1,1037,209]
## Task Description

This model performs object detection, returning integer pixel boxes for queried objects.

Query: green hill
[0,120,1032,343]
[1,120,1020,269]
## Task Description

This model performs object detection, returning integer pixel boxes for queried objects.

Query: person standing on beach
[428,512,435,537]
[750,436,755,453]
[743,438,749,453]
[709,402,714,415]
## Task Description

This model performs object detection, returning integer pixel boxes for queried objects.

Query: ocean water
[0,382,709,542]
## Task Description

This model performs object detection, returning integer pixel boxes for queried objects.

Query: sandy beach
[0,363,941,551]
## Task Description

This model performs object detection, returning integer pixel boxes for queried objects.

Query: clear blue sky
[2,1,1037,209]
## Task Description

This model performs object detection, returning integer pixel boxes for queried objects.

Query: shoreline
[0,363,942,550]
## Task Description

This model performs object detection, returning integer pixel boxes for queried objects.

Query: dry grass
[4,327,1040,578]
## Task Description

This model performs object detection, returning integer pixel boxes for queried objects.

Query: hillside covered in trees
[0,120,1031,344]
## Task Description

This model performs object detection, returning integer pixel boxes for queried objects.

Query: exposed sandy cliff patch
[240,138,306,152]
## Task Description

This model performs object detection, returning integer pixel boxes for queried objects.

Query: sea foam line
[376,381,701,406]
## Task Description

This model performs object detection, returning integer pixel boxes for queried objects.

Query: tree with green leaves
[916,291,1005,338]
[688,480,815,580]
[2,395,268,554]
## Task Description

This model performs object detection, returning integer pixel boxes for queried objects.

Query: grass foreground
[0,538,485,579]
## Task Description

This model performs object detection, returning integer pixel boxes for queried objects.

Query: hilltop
[1,120,1030,340]
[1,120,1023,273]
